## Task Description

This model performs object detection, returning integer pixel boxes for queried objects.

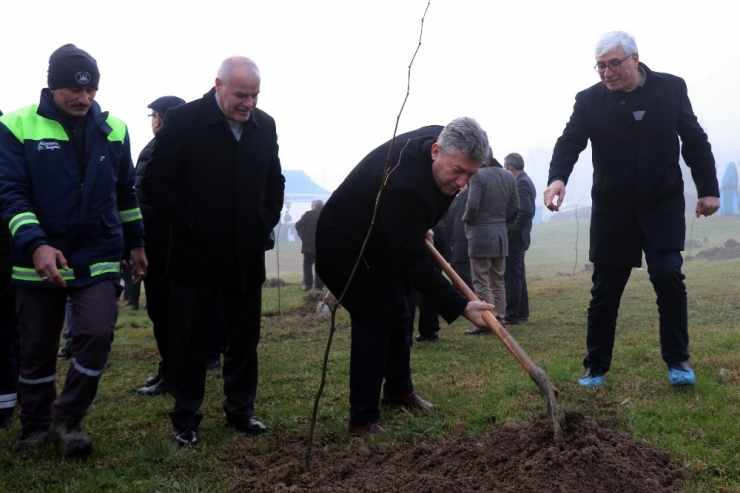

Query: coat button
[620,100,626,105]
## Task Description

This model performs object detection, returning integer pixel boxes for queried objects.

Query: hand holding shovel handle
[425,239,561,441]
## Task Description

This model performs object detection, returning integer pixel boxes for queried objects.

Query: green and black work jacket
[0,89,144,287]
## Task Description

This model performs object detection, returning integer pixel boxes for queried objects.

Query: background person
[0,199,19,430]
[544,31,720,388]
[503,152,536,325]
[295,199,324,291]
[142,56,285,447]
[315,118,494,438]
[463,154,519,333]
[447,184,474,291]
[134,95,185,396]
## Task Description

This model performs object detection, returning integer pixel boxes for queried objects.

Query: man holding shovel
[316,117,495,438]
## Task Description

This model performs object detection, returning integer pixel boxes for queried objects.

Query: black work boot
[51,418,92,458]
[13,425,50,452]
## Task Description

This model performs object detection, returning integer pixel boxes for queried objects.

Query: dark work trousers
[584,248,689,373]
[167,281,262,431]
[407,289,441,338]
[302,253,324,290]
[504,237,529,323]
[0,296,19,418]
[349,282,413,426]
[16,281,118,428]
[143,258,169,378]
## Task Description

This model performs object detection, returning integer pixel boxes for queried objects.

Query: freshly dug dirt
[229,411,691,492]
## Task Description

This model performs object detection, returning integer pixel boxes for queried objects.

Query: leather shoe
[464,326,493,335]
[138,379,169,395]
[381,392,434,411]
[144,373,162,387]
[504,318,519,325]
[348,420,385,438]
[414,333,438,342]
[173,428,197,447]
[227,416,267,435]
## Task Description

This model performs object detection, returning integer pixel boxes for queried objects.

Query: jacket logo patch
[75,72,91,84]
[37,141,61,151]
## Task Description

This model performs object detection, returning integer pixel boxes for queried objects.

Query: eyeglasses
[594,54,633,73]
[148,112,160,118]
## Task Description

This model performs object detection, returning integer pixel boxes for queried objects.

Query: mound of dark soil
[229,411,691,492]
[694,244,740,261]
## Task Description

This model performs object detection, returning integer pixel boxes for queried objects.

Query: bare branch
[305,0,432,471]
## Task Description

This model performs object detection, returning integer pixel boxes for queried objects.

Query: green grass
[1,214,739,492]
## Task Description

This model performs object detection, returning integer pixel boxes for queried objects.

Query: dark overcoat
[548,63,719,266]
[142,88,285,291]
[506,171,536,250]
[315,126,467,328]
[295,206,322,254]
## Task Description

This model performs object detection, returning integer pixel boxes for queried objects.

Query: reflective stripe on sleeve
[118,208,143,223]
[9,212,40,236]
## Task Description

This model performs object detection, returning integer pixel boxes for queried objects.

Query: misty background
[2,0,738,222]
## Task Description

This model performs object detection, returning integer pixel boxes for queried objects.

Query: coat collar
[37,88,106,126]
[202,87,261,129]
[37,88,110,136]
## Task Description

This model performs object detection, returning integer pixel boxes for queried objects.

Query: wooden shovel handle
[425,239,537,374]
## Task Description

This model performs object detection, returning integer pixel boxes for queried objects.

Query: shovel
[425,239,562,441]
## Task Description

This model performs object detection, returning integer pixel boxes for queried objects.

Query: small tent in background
[277,170,332,242]
[719,162,739,216]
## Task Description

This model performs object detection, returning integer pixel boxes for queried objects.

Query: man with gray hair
[142,56,285,446]
[316,118,495,438]
[544,31,719,388]
[295,199,325,291]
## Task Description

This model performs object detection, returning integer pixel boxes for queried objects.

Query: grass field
[1,214,739,492]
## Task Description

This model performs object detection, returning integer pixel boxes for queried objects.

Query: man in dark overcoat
[544,31,719,388]
[504,152,536,325]
[316,117,494,437]
[134,95,185,396]
[142,56,285,446]
[295,199,324,291]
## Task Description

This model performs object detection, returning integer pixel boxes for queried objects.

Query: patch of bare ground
[689,239,740,261]
[227,411,691,492]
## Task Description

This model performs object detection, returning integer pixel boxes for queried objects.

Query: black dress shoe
[504,318,519,325]
[227,416,267,435]
[144,373,163,387]
[414,333,439,342]
[173,428,197,447]
[464,326,493,335]
[348,420,385,438]
[138,379,169,395]
[381,392,434,411]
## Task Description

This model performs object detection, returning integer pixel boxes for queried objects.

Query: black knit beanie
[47,44,100,90]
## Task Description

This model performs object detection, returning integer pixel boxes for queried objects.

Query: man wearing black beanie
[0,44,147,458]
